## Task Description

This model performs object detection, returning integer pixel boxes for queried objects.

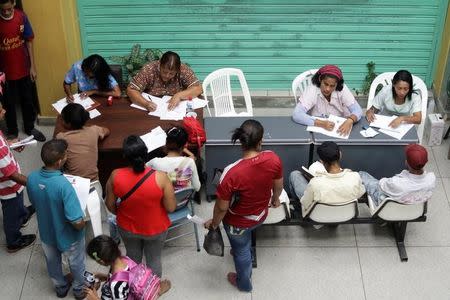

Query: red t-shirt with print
[216,151,283,228]
[0,9,34,80]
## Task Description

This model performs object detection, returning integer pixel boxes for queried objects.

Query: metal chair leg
[392,221,408,262]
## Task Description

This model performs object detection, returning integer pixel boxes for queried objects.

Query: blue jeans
[359,171,386,206]
[41,239,86,297]
[223,222,261,292]
[289,170,309,200]
[1,191,27,246]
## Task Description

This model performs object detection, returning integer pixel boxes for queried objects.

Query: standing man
[0,0,46,142]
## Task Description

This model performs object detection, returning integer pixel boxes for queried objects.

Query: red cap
[317,65,343,80]
[405,144,428,170]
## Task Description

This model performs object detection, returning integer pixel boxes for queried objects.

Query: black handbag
[203,227,224,257]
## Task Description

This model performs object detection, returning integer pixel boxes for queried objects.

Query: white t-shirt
[147,156,201,191]
[379,170,435,204]
[301,169,366,216]
[372,85,422,116]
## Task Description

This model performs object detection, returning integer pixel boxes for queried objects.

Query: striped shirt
[0,132,23,199]
[101,266,130,300]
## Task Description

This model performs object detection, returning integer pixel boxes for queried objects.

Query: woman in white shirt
[147,126,200,192]
[366,70,422,128]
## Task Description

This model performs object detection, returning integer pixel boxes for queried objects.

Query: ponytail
[231,119,264,151]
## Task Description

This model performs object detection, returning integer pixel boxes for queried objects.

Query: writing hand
[389,116,403,128]
[337,119,353,136]
[80,91,94,99]
[322,120,335,131]
[66,94,75,103]
[167,95,182,110]
[145,100,157,112]
[366,110,375,123]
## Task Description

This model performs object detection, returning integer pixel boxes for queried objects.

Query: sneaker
[73,290,86,300]
[27,128,46,142]
[21,205,35,228]
[7,234,36,253]
[56,273,73,298]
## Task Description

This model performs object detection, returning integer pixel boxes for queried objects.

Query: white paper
[308,161,327,175]
[145,94,187,121]
[130,103,148,111]
[86,190,103,236]
[64,174,91,214]
[360,127,379,138]
[9,135,37,149]
[89,109,101,119]
[140,126,167,152]
[52,94,95,114]
[369,114,414,139]
[187,214,206,225]
[306,115,350,139]
[191,98,208,109]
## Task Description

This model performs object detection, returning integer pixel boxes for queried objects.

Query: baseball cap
[405,144,428,170]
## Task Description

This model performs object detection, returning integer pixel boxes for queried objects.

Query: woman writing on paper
[126,51,202,112]
[292,65,362,136]
[204,119,283,292]
[64,54,121,101]
[366,70,422,128]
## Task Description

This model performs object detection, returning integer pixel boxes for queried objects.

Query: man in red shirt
[0,0,45,141]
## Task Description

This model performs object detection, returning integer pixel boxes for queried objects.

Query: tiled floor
[1,110,450,300]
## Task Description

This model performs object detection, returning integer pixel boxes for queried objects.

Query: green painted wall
[77,0,448,91]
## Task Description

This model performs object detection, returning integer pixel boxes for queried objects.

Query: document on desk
[140,126,167,152]
[306,115,350,139]
[136,93,186,120]
[52,94,98,114]
[369,114,414,140]
[64,174,91,213]
[191,97,208,109]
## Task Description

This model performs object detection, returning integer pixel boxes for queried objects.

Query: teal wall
[77,0,448,91]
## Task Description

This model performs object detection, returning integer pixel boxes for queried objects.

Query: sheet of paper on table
[369,114,414,140]
[360,127,379,138]
[191,97,208,109]
[89,109,101,119]
[145,94,186,120]
[140,126,167,152]
[52,94,97,114]
[306,114,350,139]
[64,174,91,214]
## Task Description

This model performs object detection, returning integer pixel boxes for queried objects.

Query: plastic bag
[203,227,224,257]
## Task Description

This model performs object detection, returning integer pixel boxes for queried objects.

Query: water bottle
[186,97,197,118]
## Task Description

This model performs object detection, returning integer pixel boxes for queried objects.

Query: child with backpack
[84,235,171,300]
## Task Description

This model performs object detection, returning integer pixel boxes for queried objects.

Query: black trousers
[0,76,37,136]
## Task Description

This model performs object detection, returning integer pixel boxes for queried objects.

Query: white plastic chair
[202,68,253,117]
[291,69,318,103]
[367,195,427,221]
[367,72,428,143]
[303,199,358,223]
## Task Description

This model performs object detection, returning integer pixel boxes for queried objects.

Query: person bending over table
[204,119,283,292]
[63,54,121,101]
[292,65,362,136]
[366,70,422,128]
[126,51,202,112]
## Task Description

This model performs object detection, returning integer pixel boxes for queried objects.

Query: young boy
[0,102,36,253]
[359,144,436,207]
[0,0,45,141]
[27,139,86,299]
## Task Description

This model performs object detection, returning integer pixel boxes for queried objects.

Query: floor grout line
[354,224,368,300]
[18,243,35,300]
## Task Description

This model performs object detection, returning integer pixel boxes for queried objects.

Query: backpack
[183,116,206,149]
[110,256,160,300]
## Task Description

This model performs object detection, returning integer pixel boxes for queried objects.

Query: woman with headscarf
[292,65,362,136]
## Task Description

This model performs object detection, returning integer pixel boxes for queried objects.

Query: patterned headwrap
[317,65,343,81]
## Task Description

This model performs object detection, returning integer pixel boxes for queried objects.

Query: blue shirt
[27,168,84,251]
[64,60,118,92]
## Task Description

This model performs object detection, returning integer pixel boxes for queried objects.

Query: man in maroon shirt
[0,0,45,141]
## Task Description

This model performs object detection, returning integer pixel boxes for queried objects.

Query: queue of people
[0,0,436,298]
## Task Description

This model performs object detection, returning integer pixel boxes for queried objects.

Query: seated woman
[292,65,362,136]
[366,70,422,128]
[64,54,121,101]
[204,119,283,292]
[105,135,176,278]
[147,126,200,192]
[126,51,202,111]
[289,141,365,217]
